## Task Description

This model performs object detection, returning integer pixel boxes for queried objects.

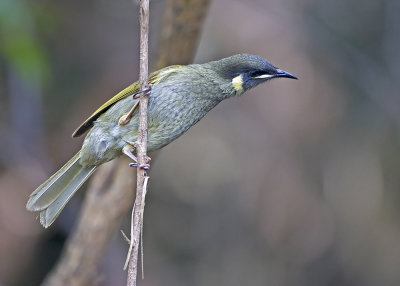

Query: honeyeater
[26,54,297,227]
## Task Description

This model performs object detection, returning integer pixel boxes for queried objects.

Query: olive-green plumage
[27,54,297,227]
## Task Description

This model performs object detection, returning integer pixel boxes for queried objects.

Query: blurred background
[1,0,400,285]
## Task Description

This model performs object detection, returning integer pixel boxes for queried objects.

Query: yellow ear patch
[232,74,243,91]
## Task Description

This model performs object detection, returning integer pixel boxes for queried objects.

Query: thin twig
[121,230,131,244]
[123,202,136,270]
[140,176,149,279]
[126,1,150,286]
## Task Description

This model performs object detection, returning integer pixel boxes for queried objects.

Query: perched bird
[26,54,297,227]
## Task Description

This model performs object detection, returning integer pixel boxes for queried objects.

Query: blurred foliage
[0,0,57,86]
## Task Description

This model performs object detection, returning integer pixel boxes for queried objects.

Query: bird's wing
[72,65,183,137]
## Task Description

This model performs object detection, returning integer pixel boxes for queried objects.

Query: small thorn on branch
[121,230,131,244]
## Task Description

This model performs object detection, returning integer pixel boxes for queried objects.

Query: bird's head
[210,54,297,94]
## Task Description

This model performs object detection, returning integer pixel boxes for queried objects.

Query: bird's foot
[129,154,151,170]
[122,143,151,170]
[132,85,152,99]
[118,85,152,126]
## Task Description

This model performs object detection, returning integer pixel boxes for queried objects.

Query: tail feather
[27,152,96,228]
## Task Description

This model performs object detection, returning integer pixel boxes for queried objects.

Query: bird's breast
[145,80,220,149]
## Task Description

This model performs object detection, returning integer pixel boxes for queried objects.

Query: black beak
[275,69,298,80]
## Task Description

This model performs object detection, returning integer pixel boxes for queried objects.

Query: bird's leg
[122,143,151,170]
[119,101,139,126]
[118,85,152,126]
[122,145,138,164]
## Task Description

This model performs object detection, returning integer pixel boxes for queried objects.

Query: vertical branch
[126,1,150,286]
[41,1,209,285]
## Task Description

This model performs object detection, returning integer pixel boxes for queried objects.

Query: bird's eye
[249,70,269,78]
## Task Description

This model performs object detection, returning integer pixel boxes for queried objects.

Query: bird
[26,54,297,228]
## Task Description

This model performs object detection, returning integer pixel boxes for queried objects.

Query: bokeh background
[1,0,400,285]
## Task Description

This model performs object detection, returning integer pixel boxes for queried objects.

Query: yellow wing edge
[72,65,183,138]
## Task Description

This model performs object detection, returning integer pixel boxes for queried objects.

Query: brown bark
[156,0,210,69]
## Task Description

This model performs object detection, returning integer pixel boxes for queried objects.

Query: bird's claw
[130,155,151,169]
[129,163,150,170]
[119,86,152,126]
[132,85,152,99]
[122,143,151,170]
